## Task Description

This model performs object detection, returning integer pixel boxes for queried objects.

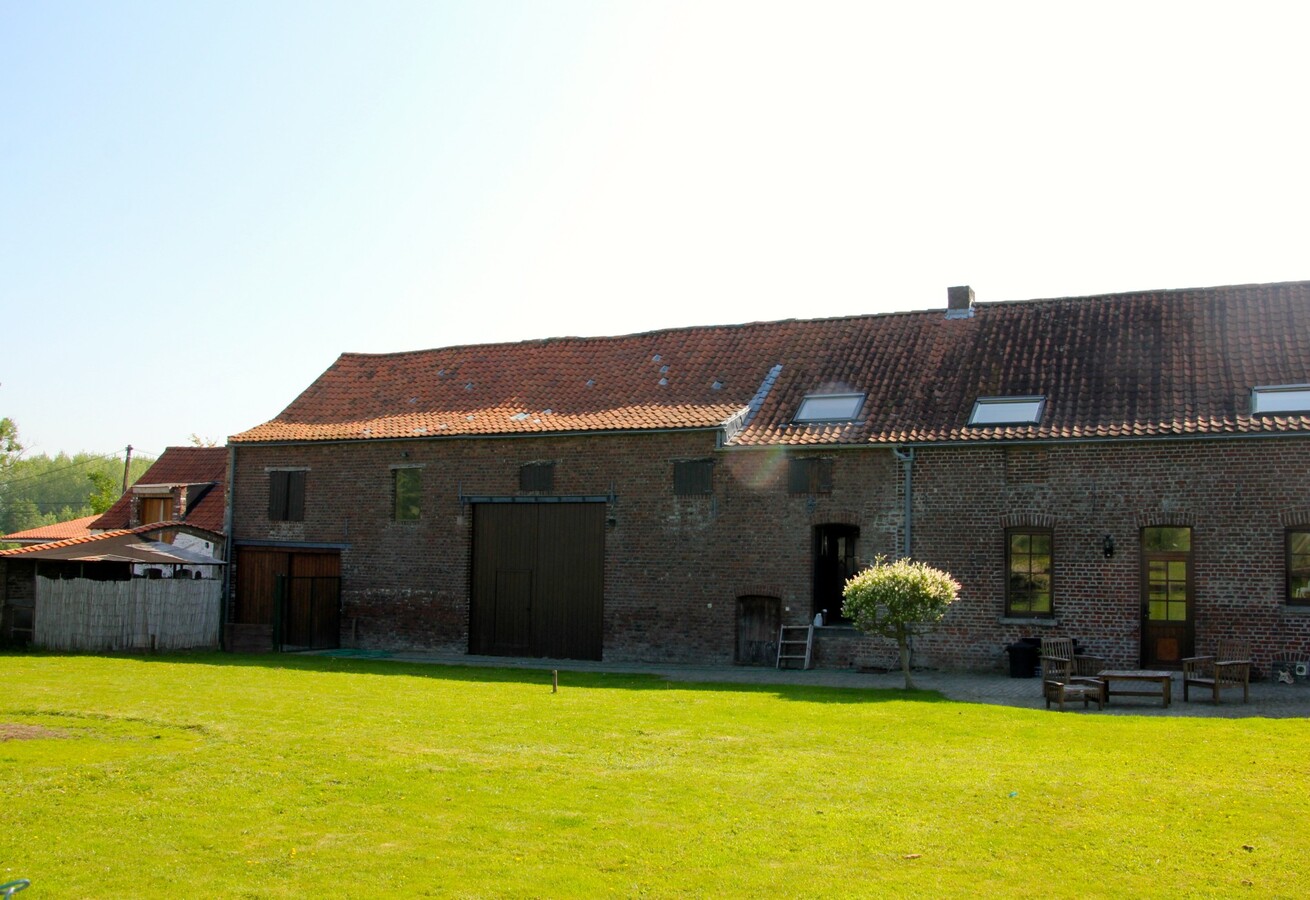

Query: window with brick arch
[1006,528,1053,617]
[1289,529,1310,605]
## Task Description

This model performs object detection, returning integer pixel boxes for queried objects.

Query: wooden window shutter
[788,457,833,494]
[673,460,714,495]
[269,471,289,520]
[787,458,809,494]
[520,461,555,492]
[270,470,306,521]
[815,458,833,493]
[286,470,306,521]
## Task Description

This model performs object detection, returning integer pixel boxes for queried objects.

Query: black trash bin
[1005,637,1043,678]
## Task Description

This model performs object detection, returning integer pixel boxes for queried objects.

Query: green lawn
[1,653,1305,898]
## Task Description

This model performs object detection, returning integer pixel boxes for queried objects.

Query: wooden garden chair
[1182,639,1251,703]
[1040,637,1107,688]
[1041,655,1104,711]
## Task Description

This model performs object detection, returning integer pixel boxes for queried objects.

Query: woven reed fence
[34,578,222,651]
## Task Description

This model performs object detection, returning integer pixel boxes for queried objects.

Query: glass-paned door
[1140,527,1193,667]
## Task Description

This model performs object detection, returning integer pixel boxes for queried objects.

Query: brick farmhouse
[226,281,1310,673]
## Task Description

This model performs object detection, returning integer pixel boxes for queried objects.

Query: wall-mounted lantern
[1102,534,1115,559]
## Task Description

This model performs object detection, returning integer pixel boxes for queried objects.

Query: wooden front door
[736,595,780,666]
[470,503,604,660]
[1140,527,1193,668]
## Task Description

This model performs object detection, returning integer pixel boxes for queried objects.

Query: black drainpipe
[220,444,236,651]
[893,447,914,559]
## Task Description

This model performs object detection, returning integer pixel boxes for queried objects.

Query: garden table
[1097,670,1173,708]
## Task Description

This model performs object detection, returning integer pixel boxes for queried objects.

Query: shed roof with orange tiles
[229,281,1310,448]
[1,514,100,545]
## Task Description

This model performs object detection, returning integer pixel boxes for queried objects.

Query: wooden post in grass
[552,670,558,693]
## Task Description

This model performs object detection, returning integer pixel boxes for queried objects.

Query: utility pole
[122,445,133,493]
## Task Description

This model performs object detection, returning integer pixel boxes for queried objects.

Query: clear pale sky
[4,1,1309,459]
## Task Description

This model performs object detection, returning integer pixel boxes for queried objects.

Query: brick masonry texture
[230,431,1310,673]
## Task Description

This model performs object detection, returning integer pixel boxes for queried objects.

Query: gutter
[718,429,1310,451]
[228,424,729,450]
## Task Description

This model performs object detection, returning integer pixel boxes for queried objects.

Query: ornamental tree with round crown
[842,556,961,690]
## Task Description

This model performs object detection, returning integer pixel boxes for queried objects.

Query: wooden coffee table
[1097,670,1174,708]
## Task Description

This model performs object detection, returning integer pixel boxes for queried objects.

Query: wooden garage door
[470,503,604,660]
[233,548,340,651]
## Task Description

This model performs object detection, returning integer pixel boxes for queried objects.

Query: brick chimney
[946,285,975,319]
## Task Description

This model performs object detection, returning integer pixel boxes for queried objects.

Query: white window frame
[1251,384,1310,415]
[969,396,1046,426]
[794,393,865,423]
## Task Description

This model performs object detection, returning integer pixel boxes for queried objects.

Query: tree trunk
[897,623,915,690]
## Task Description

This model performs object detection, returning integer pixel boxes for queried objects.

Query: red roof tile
[229,281,1310,447]
[0,523,225,559]
[1,514,100,545]
[90,447,228,532]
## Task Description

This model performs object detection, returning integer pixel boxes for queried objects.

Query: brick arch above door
[807,508,861,527]
[1000,512,1058,530]
[1279,508,1310,528]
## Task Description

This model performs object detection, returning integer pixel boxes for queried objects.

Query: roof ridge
[979,278,1310,307]
[330,308,942,361]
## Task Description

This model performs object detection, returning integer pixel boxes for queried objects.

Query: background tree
[842,556,961,690]
[1,417,22,471]
[0,437,154,537]
[87,470,119,514]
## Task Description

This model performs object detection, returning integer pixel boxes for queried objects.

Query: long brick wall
[230,433,1310,673]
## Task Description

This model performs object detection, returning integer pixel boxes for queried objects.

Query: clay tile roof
[90,447,228,533]
[230,281,1310,448]
[1,514,100,545]
[0,523,226,560]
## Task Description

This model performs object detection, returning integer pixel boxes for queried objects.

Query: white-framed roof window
[794,393,865,423]
[1251,384,1310,415]
[969,396,1046,426]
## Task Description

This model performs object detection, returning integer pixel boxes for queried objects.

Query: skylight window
[794,393,865,423]
[969,396,1046,426]
[1252,384,1310,415]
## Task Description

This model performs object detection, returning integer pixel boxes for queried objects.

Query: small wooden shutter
[520,462,555,492]
[673,459,714,495]
[269,472,288,520]
[269,470,307,521]
[815,458,833,493]
[788,457,833,494]
[286,470,306,521]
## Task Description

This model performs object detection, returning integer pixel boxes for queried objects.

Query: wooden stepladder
[776,623,814,669]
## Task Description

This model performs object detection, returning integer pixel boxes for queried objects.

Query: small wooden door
[1140,527,1193,667]
[736,595,781,666]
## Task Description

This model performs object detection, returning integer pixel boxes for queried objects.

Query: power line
[0,450,154,489]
